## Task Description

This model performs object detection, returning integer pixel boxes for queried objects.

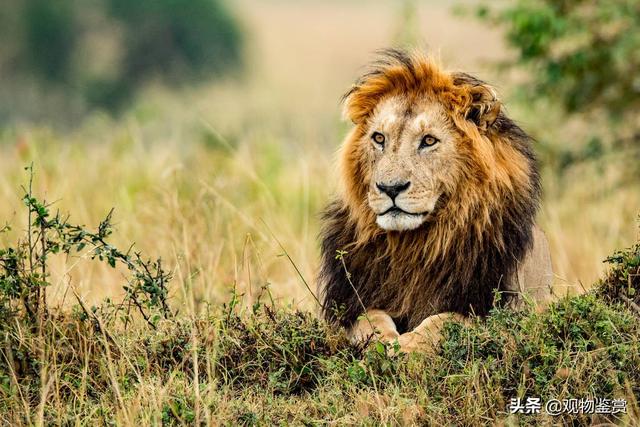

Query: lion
[317,50,553,353]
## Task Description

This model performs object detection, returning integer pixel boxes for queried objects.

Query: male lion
[318,50,553,353]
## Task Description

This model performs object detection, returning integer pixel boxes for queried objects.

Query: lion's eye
[419,134,439,149]
[371,132,385,149]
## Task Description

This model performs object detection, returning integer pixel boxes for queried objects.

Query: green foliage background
[475,0,640,172]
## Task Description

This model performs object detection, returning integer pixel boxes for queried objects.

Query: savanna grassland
[1,0,640,425]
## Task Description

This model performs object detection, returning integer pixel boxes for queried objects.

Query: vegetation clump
[597,233,640,308]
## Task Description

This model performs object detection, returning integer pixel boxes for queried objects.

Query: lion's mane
[318,50,540,333]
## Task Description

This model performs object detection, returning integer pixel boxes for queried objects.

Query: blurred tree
[89,0,243,109]
[0,0,243,118]
[475,0,640,172]
[22,0,78,83]
[107,0,241,81]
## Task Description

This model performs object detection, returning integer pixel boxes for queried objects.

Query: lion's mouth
[379,206,428,217]
[375,206,428,231]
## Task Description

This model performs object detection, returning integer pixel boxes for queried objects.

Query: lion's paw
[394,330,441,354]
[392,312,464,354]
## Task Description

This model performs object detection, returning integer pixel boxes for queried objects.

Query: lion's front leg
[397,312,466,353]
[347,309,400,345]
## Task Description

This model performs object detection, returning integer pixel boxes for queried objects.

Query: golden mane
[319,50,540,332]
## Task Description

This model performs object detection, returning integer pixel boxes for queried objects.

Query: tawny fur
[317,50,553,350]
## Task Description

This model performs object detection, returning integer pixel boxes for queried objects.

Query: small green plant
[597,219,640,310]
[0,165,172,330]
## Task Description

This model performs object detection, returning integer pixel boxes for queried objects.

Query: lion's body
[317,50,553,349]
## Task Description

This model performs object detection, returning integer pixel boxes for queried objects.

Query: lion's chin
[376,212,425,231]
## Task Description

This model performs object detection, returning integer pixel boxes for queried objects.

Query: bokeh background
[1,0,638,311]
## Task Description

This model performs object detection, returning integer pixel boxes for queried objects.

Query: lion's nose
[376,181,410,201]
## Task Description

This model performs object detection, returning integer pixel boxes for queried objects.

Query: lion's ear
[341,86,373,125]
[454,73,501,132]
[341,90,358,124]
[464,84,501,132]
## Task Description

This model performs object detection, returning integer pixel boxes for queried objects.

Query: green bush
[474,1,640,173]
[476,1,640,118]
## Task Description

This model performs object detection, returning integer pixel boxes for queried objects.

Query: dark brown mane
[318,50,540,333]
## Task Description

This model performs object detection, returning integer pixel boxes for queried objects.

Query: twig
[261,219,320,306]
[2,333,32,425]
[337,251,377,339]
[25,164,37,322]
[70,287,121,349]
[620,294,640,316]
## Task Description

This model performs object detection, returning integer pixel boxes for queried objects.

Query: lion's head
[339,50,531,238]
[319,50,541,331]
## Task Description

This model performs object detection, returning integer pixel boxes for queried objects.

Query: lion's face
[339,52,510,237]
[364,95,461,231]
